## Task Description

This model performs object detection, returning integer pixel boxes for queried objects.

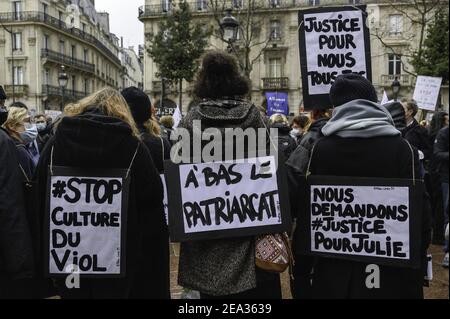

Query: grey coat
[177,99,267,296]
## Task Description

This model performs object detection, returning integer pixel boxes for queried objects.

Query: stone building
[119,44,144,91]
[139,0,449,115]
[0,0,123,112]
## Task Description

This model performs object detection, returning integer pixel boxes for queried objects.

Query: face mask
[291,128,301,137]
[36,123,47,132]
[20,124,38,145]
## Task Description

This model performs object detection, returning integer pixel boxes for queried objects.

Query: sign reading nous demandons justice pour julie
[164,156,292,242]
[298,6,372,110]
[46,167,129,277]
[298,176,423,268]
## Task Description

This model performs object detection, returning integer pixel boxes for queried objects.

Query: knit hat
[329,74,378,107]
[121,87,152,124]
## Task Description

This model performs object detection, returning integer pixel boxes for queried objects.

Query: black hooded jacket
[35,108,170,299]
[271,122,297,160]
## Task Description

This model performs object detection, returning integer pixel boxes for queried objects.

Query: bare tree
[371,0,447,76]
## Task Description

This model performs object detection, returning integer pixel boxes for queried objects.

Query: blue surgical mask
[36,123,47,132]
[20,124,38,145]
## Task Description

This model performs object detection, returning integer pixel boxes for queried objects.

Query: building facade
[119,45,144,91]
[139,0,449,115]
[0,0,123,112]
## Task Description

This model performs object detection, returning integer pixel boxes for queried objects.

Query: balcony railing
[0,11,121,66]
[138,0,393,18]
[42,85,88,101]
[262,77,289,90]
[381,74,412,87]
[4,84,28,96]
[41,49,95,74]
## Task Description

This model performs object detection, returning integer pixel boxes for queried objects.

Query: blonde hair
[143,116,161,136]
[2,106,28,140]
[69,87,140,138]
[269,113,289,126]
[160,115,174,129]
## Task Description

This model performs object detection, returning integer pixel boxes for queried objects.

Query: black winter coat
[0,128,33,294]
[434,126,449,183]
[35,108,170,299]
[403,119,432,160]
[139,126,171,173]
[297,135,431,299]
[271,123,297,160]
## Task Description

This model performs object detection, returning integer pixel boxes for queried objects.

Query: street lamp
[58,65,68,111]
[220,8,239,53]
[392,76,401,101]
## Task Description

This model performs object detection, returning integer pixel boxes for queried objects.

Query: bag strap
[18,163,31,183]
[160,136,165,164]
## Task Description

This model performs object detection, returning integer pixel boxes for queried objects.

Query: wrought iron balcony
[262,77,289,90]
[41,49,95,74]
[381,74,413,87]
[0,11,121,66]
[42,85,87,101]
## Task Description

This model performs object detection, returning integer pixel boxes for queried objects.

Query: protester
[35,87,169,299]
[434,126,449,268]
[160,115,175,143]
[428,112,449,245]
[2,107,36,178]
[290,115,310,144]
[286,108,330,299]
[270,114,297,160]
[0,127,34,299]
[122,87,171,173]
[402,99,432,161]
[291,74,430,298]
[34,114,51,152]
[177,51,282,299]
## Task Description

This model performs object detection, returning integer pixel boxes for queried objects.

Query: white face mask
[20,124,38,145]
[291,128,301,136]
[36,123,47,132]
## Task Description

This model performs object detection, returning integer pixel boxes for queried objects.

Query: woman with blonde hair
[35,87,169,299]
[2,106,36,178]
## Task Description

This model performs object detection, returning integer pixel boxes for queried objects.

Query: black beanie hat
[329,74,378,107]
[121,87,152,124]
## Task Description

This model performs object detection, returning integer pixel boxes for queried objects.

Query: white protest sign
[413,76,443,111]
[48,168,128,276]
[310,185,410,260]
[179,156,282,234]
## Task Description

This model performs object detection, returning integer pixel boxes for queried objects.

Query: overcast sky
[95,0,145,53]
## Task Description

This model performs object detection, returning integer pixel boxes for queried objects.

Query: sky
[95,0,145,53]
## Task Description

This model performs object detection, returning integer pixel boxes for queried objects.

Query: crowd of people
[0,51,448,299]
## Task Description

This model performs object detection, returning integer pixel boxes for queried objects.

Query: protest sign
[45,167,129,277]
[297,176,423,268]
[164,156,291,242]
[266,92,289,116]
[298,6,372,109]
[413,76,443,111]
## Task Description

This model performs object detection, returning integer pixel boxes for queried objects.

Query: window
[197,0,207,10]
[13,33,22,51]
[44,68,50,85]
[233,0,243,8]
[43,34,50,50]
[59,40,65,55]
[270,20,281,40]
[269,58,282,78]
[349,0,361,4]
[270,0,281,7]
[309,0,320,6]
[388,54,402,75]
[13,66,23,85]
[84,78,89,94]
[84,49,89,62]
[72,76,76,91]
[71,45,76,59]
[82,23,86,33]
[13,1,22,20]
[162,0,171,12]
[389,14,403,36]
